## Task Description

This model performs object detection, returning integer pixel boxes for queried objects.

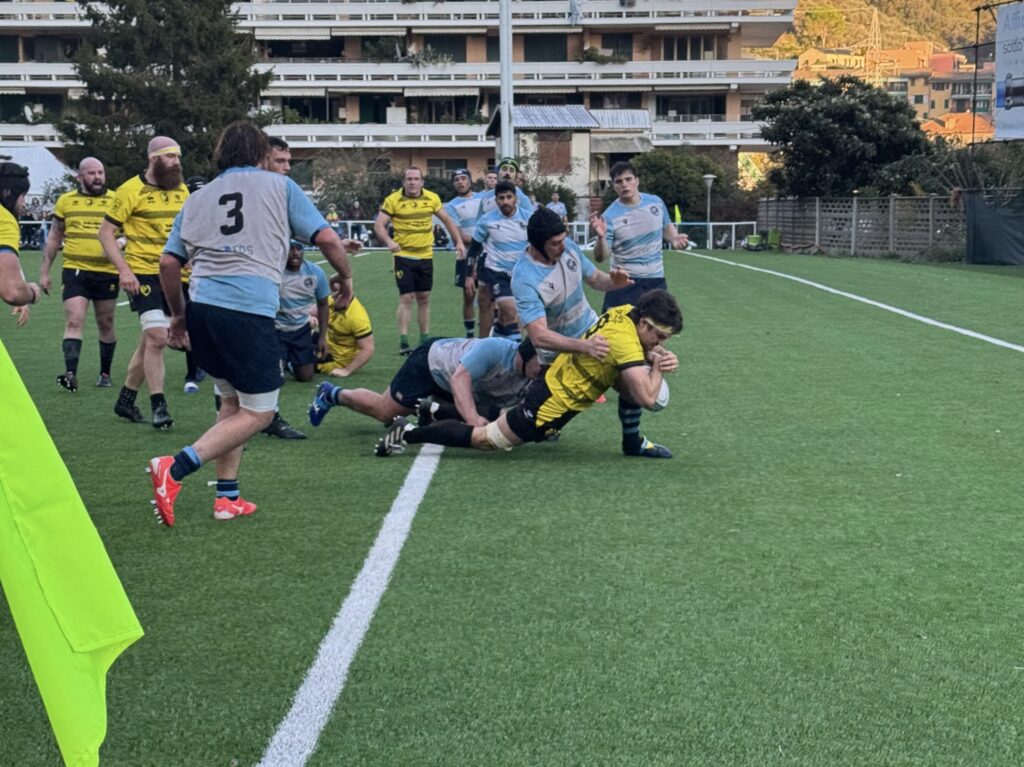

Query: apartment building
[0,0,795,191]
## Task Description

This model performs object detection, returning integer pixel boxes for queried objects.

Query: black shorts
[478,265,513,300]
[505,378,580,443]
[387,341,448,409]
[276,324,317,369]
[601,277,668,312]
[394,256,433,295]
[186,301,284,394]
[126,274,168,315]
[61,268,119,302]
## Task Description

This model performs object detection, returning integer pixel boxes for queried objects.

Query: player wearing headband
[99,136,189,429]
[375,290,682,456]
[0,162,41,316]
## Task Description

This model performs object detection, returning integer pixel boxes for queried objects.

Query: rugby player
[374,167,464,355]
[464,180,531,339]
[0,162,41,312]
[149,121,358,526]
[317,273,374,378]
[99,136,188,428]
[442,167,481,338]
[39,157,119,391]
[308,336,539,430]
[376,290,682,456]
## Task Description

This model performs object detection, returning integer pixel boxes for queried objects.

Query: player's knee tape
[237,388,280,413]
[212,378,235,398]
[484,419,515,451]
[139,309,170,330]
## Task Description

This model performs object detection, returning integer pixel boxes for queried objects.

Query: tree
[752,76,930,197]
[61,0,272,185]
[798,6,847,49]
[599,148,726,221]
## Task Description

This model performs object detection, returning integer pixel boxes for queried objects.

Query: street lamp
[702,174,716,249]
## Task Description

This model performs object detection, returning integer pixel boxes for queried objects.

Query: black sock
[494,322,519,337]
[150,393,167,410]
[463,319,475,338]
[117,386,137,407]
[99,340,116,376]
[432,401,461,422]
[185,350,199,381]
[405,420,473,448]
[619,402,643,453]
[61,338,82,374]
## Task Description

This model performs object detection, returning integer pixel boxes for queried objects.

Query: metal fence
[758,196,966,260]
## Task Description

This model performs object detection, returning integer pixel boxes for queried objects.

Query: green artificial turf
[1,248,1022,766]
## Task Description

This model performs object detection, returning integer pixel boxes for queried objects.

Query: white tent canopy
[0,146,74,201]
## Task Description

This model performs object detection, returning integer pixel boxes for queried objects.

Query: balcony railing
[0,122,62,146]
[266,122,490,147]
[257,59,795,91]
[651,119,768,146]
[0,119,769,150]
[0,63,82,88]
[0,0,794,33]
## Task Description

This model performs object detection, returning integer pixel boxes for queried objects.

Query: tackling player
[376,290,682,456]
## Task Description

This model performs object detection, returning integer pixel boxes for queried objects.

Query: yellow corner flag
[673,204,682,225]
[0,340,143,767]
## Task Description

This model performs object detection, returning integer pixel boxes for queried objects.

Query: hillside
[762,0,996,58]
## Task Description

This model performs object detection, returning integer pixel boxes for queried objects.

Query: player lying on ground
[309,336,540,429]
[375,289,682,456]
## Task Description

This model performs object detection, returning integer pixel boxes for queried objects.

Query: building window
[913,94,925,104]
[423,35,467,63]
[524,34,567,62]
[601,33,633,60]
[0,36,17,63]
[408,96,479,124]
[591,92,642,109]
[359,94,391,124]
[656,94,726,120]
[486,36,498,63]
[663,35,722,61]
[426,158,468,178]
[536,131,572,174]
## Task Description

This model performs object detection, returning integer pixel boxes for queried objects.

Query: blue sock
[330,385,343,405]
[216,479,239,500]
[170,445,201,482]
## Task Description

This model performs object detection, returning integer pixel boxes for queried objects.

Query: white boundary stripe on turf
[257,443,444,767]
[686,251,1024,354]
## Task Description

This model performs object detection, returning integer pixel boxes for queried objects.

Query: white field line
[257,443,445,767]
[685,250,1024,354]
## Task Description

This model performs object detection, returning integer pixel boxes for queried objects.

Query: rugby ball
[644,365,670,412]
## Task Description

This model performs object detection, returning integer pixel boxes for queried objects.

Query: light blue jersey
[602,192,671,279]
[546,201,568,219]
[426,337,530,410]
[443,191,481,244]
[276,259,329,331]
[476,187,535,220]
[511,238,598,365]
[165,166,329,318]
[472,205,531,275]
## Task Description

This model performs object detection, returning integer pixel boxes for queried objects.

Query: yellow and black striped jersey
[105,174,187,275]
[380,188,441,260]
[53,189,117,273]
[541,305,646,418]
[0,206,19,257]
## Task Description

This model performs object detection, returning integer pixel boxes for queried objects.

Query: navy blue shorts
[455,258,470,288]
[276,324,317,369]
[61,268,119,302]
[478,265,513,300]
[187,301,284,394]
[387,341,448,409]
[602,277,668,312]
